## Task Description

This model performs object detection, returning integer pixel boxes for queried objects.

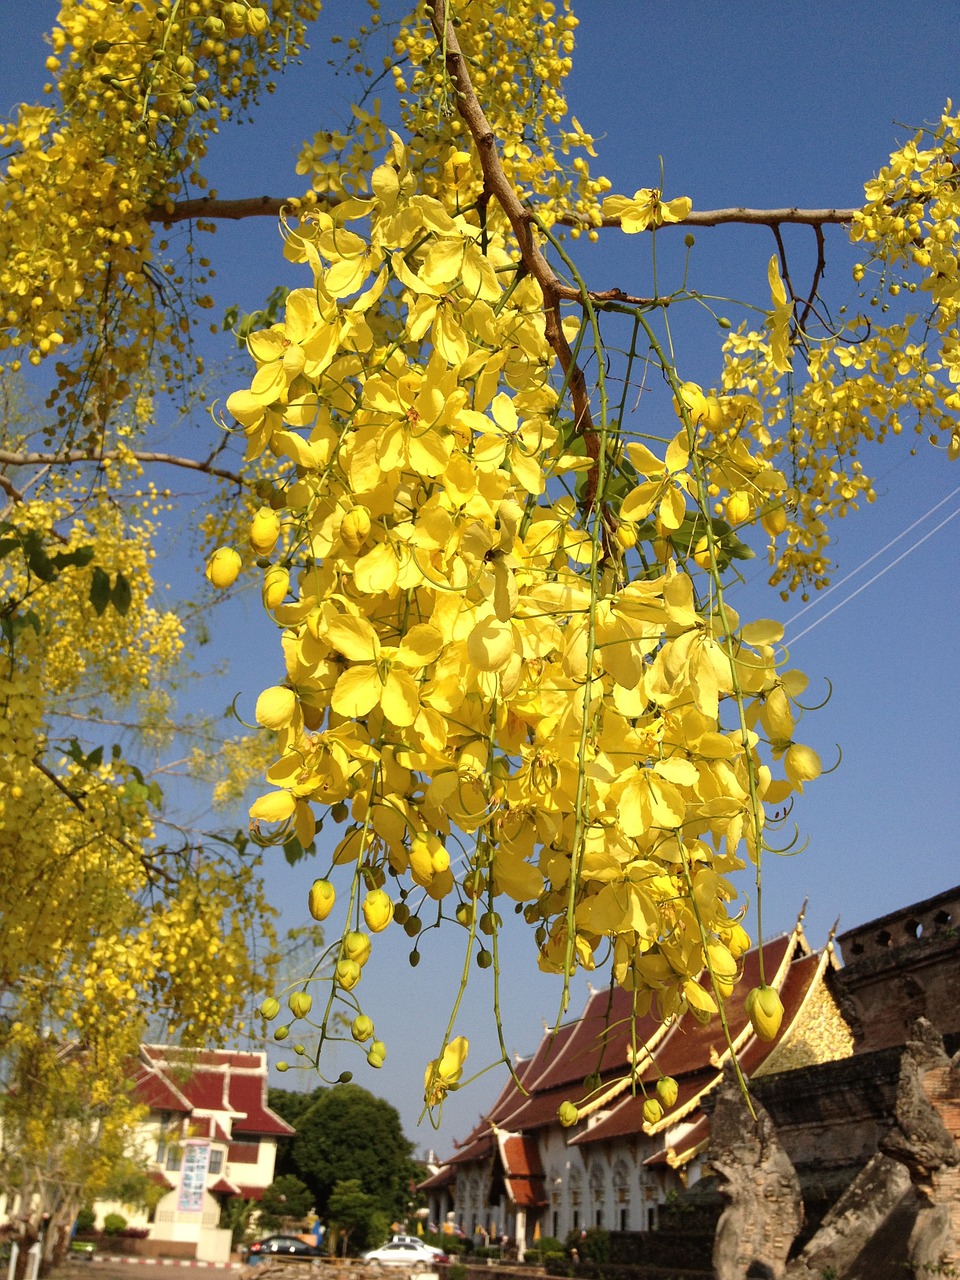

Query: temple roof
[426,924,829,1189]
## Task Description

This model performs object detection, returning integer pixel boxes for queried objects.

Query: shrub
[567,1229,609,1264]
[533,1238,563,1257]
[449,1265,468,1280]
[74,1208,96,1235]
[102,1214,128,1236]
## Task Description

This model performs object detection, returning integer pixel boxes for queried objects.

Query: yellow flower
[424,1035,469,1105]
[602,188,692,233]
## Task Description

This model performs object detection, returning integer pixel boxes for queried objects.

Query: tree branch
[0,449,243,485]
[427,0,598,454]
[148,194,859,232]
[145,193,337,225]
[558,205,858,231]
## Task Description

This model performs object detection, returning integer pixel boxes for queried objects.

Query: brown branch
[427,0,598,456]
[145,193,338,225]
[0,473,25,504]
[149,194,860,232]
[31,756,86,813]
[798,224,827,333]
[557,206,858,231]
[0,449,243,485]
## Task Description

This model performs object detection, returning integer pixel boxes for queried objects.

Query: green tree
[258,1174,314,1233]
[326,1179,381,1256]
[271,1085,418,1221]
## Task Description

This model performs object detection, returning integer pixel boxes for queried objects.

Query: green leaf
[52,545,95,570]
[282,835,305,866]
[85,745,104,769]
[111,572,133,616]
[26,547,56,583]
[89,567,112,615]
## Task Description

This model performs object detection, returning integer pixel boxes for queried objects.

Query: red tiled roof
[148,1170,175,1190]
[180,1070,228,1112]
[235,1185,266,1201]
[443,1133,496,1166]
[131,1060,192,1113]
[209,1176,242,1196]
[229,1072,295,1137]
[572,940,822,1148]
[500,1083,579,1132]
[570,1073,710,1147]
[188,1115,232,1143]
[498,1134,547,1208]
[430,928,825,1195]
[419,1165,457,1190]
[642,1113,710,1167]
[137,1046,293,1139]
[531,988,662,1093]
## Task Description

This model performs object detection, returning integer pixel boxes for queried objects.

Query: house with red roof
[94,1045,294,1263]
[420,915,854,1255]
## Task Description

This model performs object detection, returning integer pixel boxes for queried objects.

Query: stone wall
[834,885,960,1053]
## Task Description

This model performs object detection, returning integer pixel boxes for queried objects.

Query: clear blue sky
[4,4,960,1157]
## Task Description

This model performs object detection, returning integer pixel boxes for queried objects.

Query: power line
[785,499,960,646]
[785,483,960,629]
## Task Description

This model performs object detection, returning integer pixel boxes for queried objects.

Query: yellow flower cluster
[0,0,321,432]
[296,0,610,232]
[716,105,960,594]
[228,132,819,1091]
[1,469,273,1082]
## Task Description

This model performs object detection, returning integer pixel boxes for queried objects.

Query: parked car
[246,1235,321,1261]
[386,1237,445,1257]
[362,1240,449,1267]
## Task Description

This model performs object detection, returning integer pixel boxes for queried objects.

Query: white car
[388,1238,445,1257]
[362,1240,448,1267]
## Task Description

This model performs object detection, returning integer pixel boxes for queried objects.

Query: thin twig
[31,755,86,813]
[798,224,827,333]
[0,449,243,485]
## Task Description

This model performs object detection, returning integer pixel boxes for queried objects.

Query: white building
[95,1045,294,1264]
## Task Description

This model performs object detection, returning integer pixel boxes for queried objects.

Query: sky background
[4,3,960,1160]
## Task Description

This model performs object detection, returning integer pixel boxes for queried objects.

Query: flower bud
[245,6,270,34]
[656,1076,679,1109]
[362,889,394,933]
[642,1097,663,1125]
[558,1101,579,1127]
[308,879,336,921]
[336,958,362,991]
[288,991,312,1019]
[205,546,241,589]
[725,490,751,525]
[367,1039,387,1068]
[340,507,371,553]
[342,931,372,967]
[249,506,281,555]
[262,565,289,610]
[255,685,297,730]
[745,985,784,1041]
[351,1014,375,1043]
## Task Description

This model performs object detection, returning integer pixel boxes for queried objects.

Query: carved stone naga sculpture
[710,1061,804,1280]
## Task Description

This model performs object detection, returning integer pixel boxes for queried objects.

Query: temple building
[421,883,960,1269]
